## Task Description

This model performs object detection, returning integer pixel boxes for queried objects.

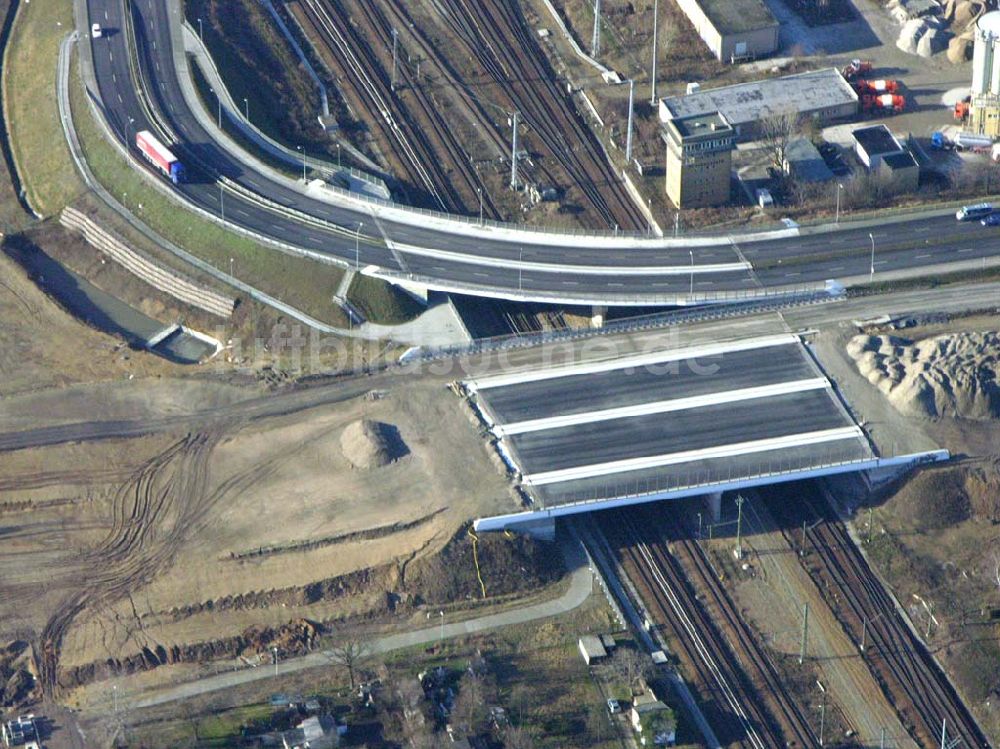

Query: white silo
[973,11,1000,94]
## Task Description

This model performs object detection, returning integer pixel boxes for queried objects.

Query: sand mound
[340,419,407,469]
[847,332,1000,419]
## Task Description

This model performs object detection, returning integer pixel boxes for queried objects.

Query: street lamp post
[336,143,341,169]
[649,0,659,105]
[688,250,694,296]
[229,257,234,277]
[209,87,221,129]
[355,222,364,270]
[478,187,483,226]
[243,97,249,122]
[835,183,843,224]
[296,145,306,181]
[219,184,224,221]
[869,232,875,281]
[272,647,278,679]
[197,17,203,39]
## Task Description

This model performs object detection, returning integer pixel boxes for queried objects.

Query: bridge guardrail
[399,288,843,364]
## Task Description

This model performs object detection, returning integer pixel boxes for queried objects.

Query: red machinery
[841,59,873,80]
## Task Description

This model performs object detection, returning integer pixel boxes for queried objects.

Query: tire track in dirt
[38,433,217,695]
[36,420,304,695]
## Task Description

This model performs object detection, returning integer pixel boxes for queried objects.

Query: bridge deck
[467,333,875,513]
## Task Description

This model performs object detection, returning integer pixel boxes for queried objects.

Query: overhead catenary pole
[626,79,635,163]
[391,28,399,91]
[819,697,826,746]
[799,603,809,664]
[734,494,746,559]
[649,0,659,104]
[510,111,519,189]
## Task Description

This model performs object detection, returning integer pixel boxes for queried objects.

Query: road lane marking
[466,334,801,391]
[522,427,863,486]
[390,240,750,276]
[496,379,830,436]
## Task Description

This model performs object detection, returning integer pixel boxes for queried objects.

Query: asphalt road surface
[82,0,1000,304]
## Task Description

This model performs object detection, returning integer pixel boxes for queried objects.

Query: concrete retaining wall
[60,206,235,318]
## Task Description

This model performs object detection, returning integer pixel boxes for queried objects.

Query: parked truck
[135,130,184,184]
[861,93,906,114]
[853,79,900,94]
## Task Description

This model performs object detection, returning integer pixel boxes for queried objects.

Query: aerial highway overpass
[78,0,1000,305]
[464,332,946,534]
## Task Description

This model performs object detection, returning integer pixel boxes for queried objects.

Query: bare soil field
[0,372,531,701]
[0,242,184,396]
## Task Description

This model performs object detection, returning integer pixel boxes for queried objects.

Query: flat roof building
[783,138,834,183]
[662,111,736,208]
[674,0,779,62]
[578,635,608,665]
[659,68,859,140]
[852,124,906,168]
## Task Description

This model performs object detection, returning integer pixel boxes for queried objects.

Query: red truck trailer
[135,130,184,184]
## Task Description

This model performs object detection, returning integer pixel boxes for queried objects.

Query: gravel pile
[340,419,406,469]
[847,332,1000,419]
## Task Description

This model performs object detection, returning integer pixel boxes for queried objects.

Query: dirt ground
[0,247,186,396]
[0,373,517,696]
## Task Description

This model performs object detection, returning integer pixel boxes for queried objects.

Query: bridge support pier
[515,517,556,542]
[705,491,723,523]
[591,305,607,328]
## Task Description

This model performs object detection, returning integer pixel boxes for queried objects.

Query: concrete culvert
[340,419,408,469]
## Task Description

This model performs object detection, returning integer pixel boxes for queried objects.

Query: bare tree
[758,112,802,171]
[450,671,488,736]
[609,647,651,695]
[328,635,370,690]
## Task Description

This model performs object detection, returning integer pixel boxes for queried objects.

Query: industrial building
[783,138,834,182]
[852,125,919,191]
[969,10,1000,136]
[674,0,779,62]
[659,68,859,141]
[661,111,736,208]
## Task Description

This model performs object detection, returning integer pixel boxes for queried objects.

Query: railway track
[328,0,503,220]
[432,0,646,231]
[601,508,815,748]
[293,0,453,210]
[766,481,991,749]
